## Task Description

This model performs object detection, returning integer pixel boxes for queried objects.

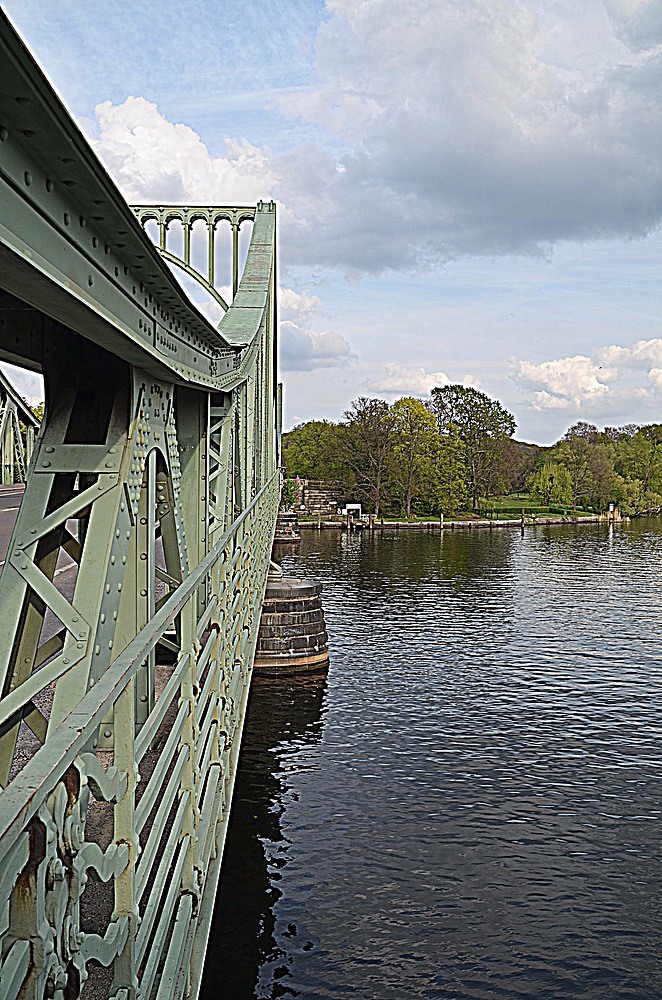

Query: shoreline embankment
[299,514,610,531]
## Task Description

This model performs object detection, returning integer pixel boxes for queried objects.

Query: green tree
[342,397,395,517]
[615,424,662,494]
[432,427,467,515]
[391,396,438,517]
[587,446,615,511]
[553,422,598,511]
[429,385,516,510]
[280,479,297,510]
[283,420,343,481]
[611,474,662,515]
[527,461,573,506]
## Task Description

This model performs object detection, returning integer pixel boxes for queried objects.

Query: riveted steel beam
[0,12,244,389]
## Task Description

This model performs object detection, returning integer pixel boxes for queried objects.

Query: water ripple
[203,520,662,1000]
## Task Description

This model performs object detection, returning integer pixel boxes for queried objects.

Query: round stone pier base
[254,577,329,675]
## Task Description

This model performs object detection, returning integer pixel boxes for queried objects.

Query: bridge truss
[0,12,280,1000]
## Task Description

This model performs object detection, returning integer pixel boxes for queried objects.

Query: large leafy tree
[552,422,600,511]
[342,397,395,517]
[283,420,344,481]
[391,396,438,517]
[615,424,662,494]
[527,461,573,506]
[429,385,516,510]
[431,425,467,515]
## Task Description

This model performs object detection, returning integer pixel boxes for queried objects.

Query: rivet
[45,446,54,453]
[24,171,32,186]
[104,729,112,738]
[95,645,100,655]
[100,613,106,623]
[106,584,111,593]
[42,461,51,468]
[63,657,69,664]
[108,640,113,649]
[77,642,83,649]
[140,588,147,597]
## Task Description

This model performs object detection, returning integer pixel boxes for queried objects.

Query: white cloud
[594,337,662,371]
[604,0,662,49]
[274,0,662,270]
[364,363,451,397]
[511,355,612,405]
[89,2,662,277]
[93,97,277,204]
[279,287,323,326]
[277,288,357,371]
[510,336,662,414]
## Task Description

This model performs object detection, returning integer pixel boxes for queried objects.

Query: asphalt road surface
[0,485,25,565]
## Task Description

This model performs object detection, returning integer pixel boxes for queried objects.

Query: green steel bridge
[0,13,280,1000]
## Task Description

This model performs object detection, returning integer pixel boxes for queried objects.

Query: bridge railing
[0,470,280,1000]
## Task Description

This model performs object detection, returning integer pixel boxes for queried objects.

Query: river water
[201,521,662,999]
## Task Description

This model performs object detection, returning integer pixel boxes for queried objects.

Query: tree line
[284,385,524,517]
[528,420,662,515]
[283,385,662,518]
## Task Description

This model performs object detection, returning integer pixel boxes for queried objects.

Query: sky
[4,0,662,443]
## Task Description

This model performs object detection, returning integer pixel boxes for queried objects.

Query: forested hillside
[283,386,662,518]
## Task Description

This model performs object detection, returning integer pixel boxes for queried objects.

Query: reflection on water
[201,675,327,999]
[203,521,662,999]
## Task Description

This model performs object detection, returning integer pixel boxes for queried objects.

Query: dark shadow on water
[200,671,327,1000]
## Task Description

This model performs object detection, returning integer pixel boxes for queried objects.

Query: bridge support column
[0,400,15,484]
